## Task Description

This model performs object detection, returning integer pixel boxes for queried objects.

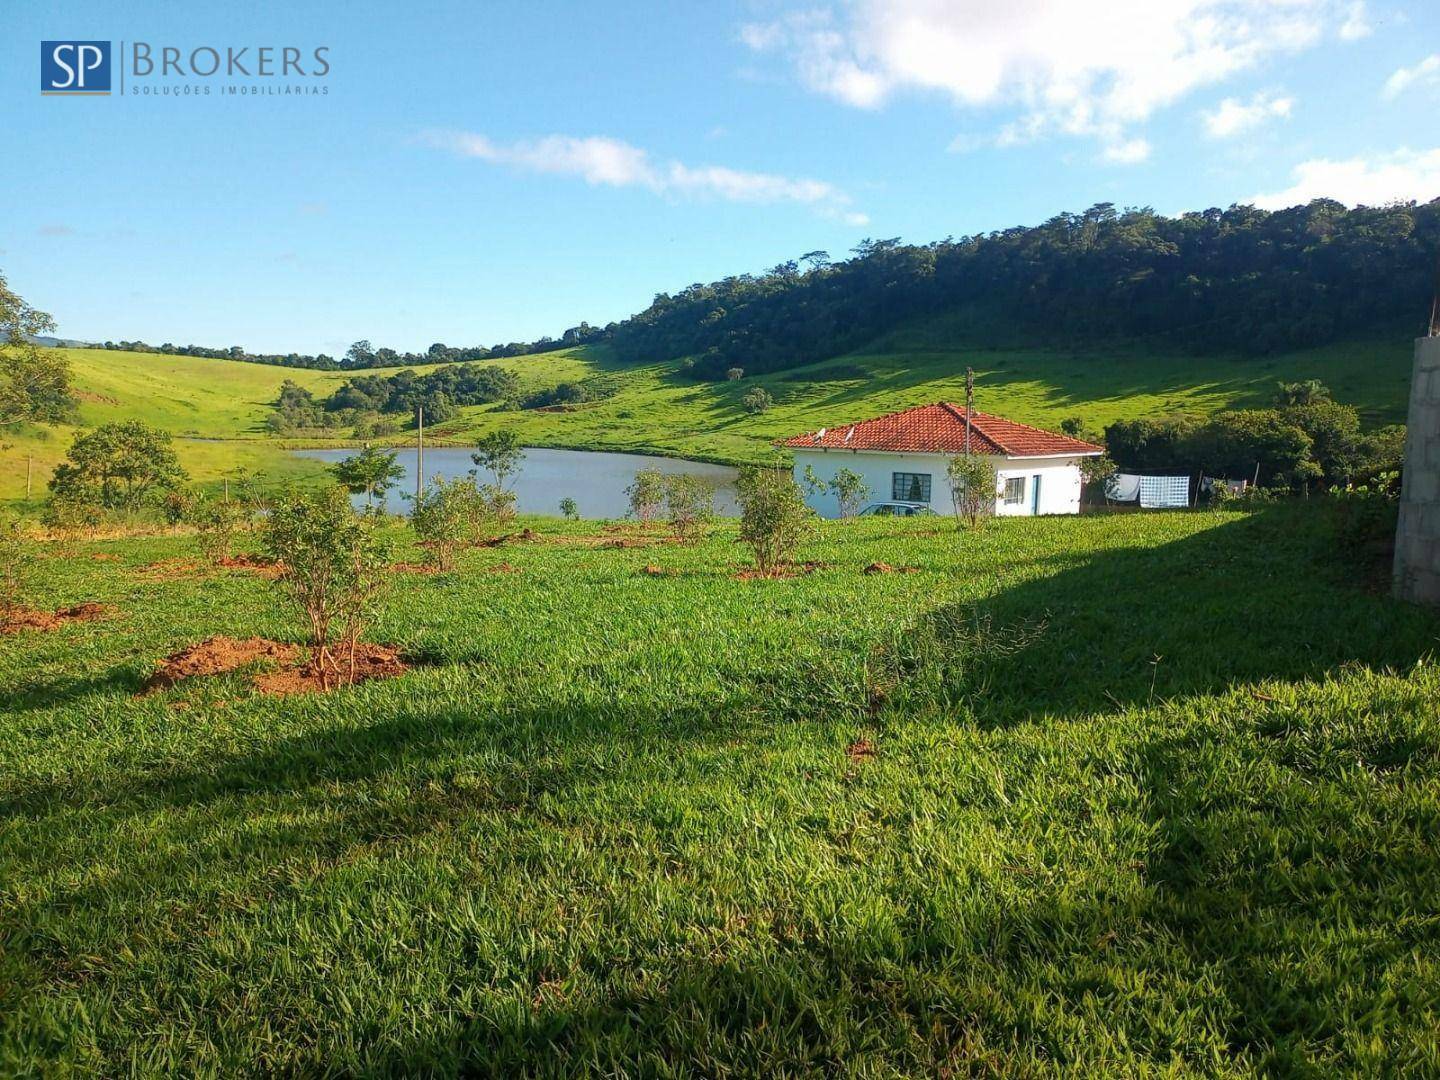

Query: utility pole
[416,404,424,499]
[964,367,974,455]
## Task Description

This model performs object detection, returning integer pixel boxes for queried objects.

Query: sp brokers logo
[41,41,111,94]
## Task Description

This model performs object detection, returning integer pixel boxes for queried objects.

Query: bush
[410,477,483,570]
[471,430,525,494]
[189,493,253,564]
[663,474,715,542]
[41,497,104,546]
[626,468,666,525]
[331,446,405,509]
[559,497,579,520]
[736,467,814,573]
[262,487,392,685]
[947,454,998,527]
[742,386,774,414]
[1328,471,1401,572]
[49,421,188,512]
[0,517,37,623]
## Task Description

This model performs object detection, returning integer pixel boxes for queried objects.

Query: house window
[892,472,931,502]
[1003,476,1025,505]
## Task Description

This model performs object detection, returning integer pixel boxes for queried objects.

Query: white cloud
[1338,1,1372,40]
[1251,147,1440,208]
[1383,54,1440,100]
[1201,91,1294,138]
[421,130,866,224]
[742,1,1359,155]
[1101,138,1152,165]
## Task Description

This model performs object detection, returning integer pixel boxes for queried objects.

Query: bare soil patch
[862,561,920,575]
[135,558,204,582]
[391,561,442,575]
[216,554,281,578]
[639,564,676,577]
[485,562,522,573]
[142,636,408,696]
[1,603,110,634]
[846,738,878,762]
[478,528,541,548]
[252,644,407,696]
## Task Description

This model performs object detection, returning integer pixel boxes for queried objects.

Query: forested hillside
[609,199,1440,379]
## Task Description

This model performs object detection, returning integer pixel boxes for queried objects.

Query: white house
[782,402,1104,518]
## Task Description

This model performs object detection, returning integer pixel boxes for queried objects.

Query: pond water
[293,447,740,518]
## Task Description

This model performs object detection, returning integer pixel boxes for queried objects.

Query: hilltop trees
[0,272,74,427]
[608,199,1440,379]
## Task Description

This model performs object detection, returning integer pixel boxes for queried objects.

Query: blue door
[1030,474,1042,515]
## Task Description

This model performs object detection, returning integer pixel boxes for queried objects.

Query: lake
[293,447,741,518]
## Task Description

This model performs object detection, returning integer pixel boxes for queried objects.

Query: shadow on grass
[877,506,1439,726]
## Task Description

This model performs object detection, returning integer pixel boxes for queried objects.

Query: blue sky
[5,0,1440,355]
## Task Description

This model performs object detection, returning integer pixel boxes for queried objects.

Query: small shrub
[726,367,744,381]
[663,474,715,542]
[189,493,252,565]
[742,386,774,414]
[471,431,525,490]
[736,467,814,573]
[626,468,666,525]
[0,517,37,623]
[41,497,104,548]
[411,477,482,570]
[947,454,997,528]
[830,467,870,518]
[559,497,579,520]
[262,487,392,686]
[1328,471,1400,570]
[331,446,404,509]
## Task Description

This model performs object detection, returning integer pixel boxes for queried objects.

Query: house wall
[791,449,1088,518]
[1395,336,1440,605]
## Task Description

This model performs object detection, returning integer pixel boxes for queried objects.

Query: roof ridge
[792,400,950,440]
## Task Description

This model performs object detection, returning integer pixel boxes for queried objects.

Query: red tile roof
[779,403,1103,457]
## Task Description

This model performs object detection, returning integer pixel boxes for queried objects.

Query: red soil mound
[1,603,110,634]
[143,636,300,691]
[252,643,407,695]
[142,635,407,696]
[216,554,282,577]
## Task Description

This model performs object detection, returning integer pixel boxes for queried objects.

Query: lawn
[2,506,1437,1074]
[0,327,1415,509]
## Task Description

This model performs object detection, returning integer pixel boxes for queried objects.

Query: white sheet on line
[1139,475,1189,508]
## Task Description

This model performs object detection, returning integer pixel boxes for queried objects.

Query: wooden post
[26,456,33,500]
[416,405,424,499]
[964,367,974,454]
[223,478,229,504]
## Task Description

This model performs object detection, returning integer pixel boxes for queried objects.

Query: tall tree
[0,272,74,427]
[49,421,188,509]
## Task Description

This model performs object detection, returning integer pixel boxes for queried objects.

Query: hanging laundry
[1139,475,1190,508]
[1105,473,1142,501]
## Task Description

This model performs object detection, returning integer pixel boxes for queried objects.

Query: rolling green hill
[1,325,1415,506]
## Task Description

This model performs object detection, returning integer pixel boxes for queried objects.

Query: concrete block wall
[1394,336,1440,605]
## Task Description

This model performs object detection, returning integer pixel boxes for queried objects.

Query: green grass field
[2,506,1437,1074]
[0,325,1415,508]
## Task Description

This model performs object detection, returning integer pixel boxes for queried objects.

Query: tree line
[607,199,1440,379]
[93,328,604,371]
